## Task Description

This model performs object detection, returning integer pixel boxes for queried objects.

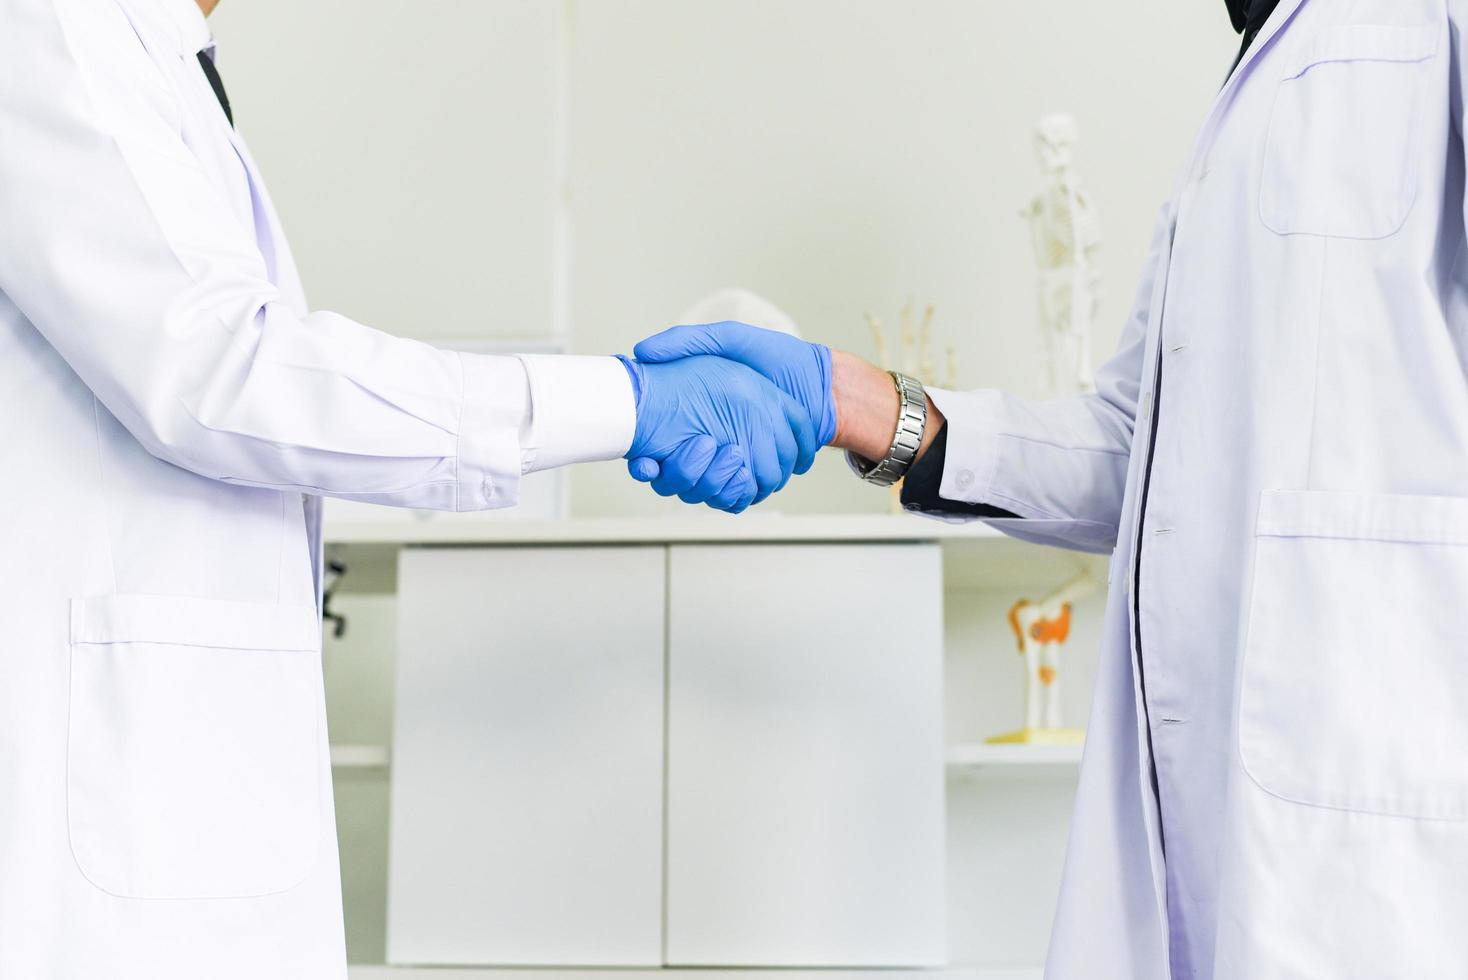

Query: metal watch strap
[847,371,927,487]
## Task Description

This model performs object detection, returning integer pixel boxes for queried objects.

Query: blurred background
[213,0,1233,518]
[209,2,1234,975]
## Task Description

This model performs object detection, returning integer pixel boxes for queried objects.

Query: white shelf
[323,514,1105,594]
[945,743,1084,769]
[324,513,1001,546]
[347,969,1040,980]
[329,742,1081,775]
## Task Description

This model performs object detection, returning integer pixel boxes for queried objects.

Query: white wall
[209,1,1236,966]
[211,1,562,343]
[210,0,1235,519]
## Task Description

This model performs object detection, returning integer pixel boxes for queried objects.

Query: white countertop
[322,514,1105,594]
[323,513,997,546]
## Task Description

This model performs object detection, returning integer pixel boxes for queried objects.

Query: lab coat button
[955,469,975,490]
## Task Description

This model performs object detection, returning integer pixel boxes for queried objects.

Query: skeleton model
[1023,113,1101,397]
[989,568,1097,745]
[863,300,956,389]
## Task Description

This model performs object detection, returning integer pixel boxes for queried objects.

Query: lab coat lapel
[219,126,309,314]
[1222,0,1306,91]
[1176,0,1308,192]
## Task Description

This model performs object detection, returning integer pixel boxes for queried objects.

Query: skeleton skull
[1033,113,1079,175]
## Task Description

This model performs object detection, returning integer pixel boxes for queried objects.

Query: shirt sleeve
[0,0,632,513]
[518,354,636,473]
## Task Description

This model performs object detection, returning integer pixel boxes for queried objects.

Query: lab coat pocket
[1260,25,1438,239]
[1239,490,1468,819]
[67,594,324,898]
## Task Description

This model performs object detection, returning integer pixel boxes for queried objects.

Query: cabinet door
[388,547,665,966]
[665,544,946,966]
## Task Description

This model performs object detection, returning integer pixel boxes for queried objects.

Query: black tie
[196,50,233,127]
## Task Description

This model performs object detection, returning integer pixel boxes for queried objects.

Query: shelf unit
[321,513,1101,973]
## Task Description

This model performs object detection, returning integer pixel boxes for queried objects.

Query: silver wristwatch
[846,371,928,487]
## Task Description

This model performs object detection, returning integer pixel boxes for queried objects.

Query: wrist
[830,350,944,467]
[830,350,897,461]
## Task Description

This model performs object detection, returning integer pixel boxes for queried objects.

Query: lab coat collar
[160,0,215,57]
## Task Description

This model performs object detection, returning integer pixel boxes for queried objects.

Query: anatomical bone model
[989,568,1097,745]
[863,300,957,390]
[863,301,957,512]
[1022,113,1101,397]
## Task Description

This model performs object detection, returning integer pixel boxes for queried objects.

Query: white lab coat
[0,0,633,976]
[930,1,1468,976]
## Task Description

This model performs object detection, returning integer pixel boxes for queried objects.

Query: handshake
[619,321,840,513]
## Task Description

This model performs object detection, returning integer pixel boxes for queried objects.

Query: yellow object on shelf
[987,727,1086,746]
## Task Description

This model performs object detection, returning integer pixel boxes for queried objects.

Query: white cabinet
[388,547,666,966]
[665,545,946,966]
[387,540,947,968]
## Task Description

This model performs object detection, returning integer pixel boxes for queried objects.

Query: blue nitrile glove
[629,322,836,487]
[618,354,816,513]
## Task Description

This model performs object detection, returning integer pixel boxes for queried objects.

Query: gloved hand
[629,323,837,485]
[620,354,817,513]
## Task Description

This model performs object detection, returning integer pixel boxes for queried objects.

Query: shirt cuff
[926,387,1006,505]
[455,352,534,511]
[517,354,637,472]
[899,422,1019,520]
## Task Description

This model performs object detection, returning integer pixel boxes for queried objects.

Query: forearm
[829,349,945,464]
[829,349,1119,541]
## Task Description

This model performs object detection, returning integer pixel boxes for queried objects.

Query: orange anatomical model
[988,569,1095,745]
